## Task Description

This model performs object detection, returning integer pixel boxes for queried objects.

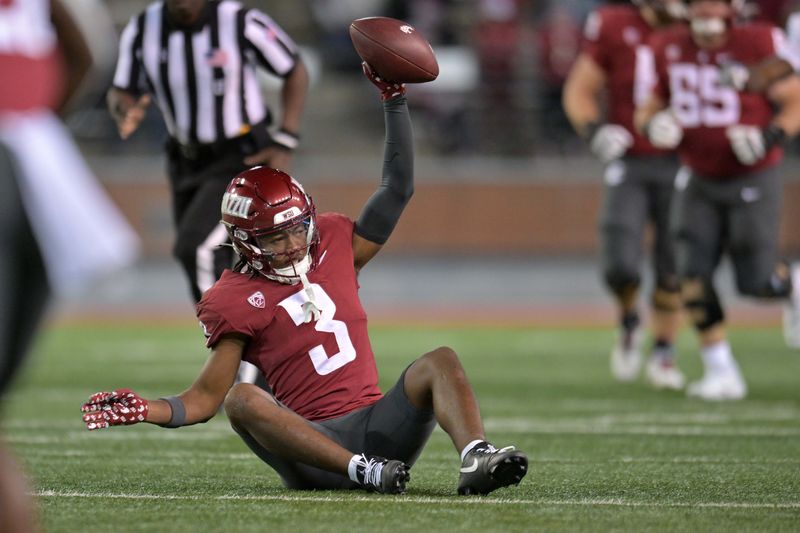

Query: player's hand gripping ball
[81,388,149,430]
[349,17,439,84]
[362,62,406,101]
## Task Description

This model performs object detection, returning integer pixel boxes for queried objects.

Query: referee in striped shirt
[108,0,308,302]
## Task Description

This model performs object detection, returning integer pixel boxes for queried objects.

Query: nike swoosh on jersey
[460,458,479,473]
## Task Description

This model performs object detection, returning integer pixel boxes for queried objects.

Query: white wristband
[272,129,299,150]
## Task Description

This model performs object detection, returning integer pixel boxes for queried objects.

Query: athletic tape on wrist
[272,129,300,150]
[160,396,186,428]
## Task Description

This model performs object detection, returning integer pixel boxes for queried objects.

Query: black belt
[168,135,247,162]
[169,122,268,162]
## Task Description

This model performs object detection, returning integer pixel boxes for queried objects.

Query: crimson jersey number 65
[668,63,741,128]
[278,284,357,375]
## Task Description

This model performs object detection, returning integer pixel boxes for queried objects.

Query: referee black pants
[0,143,50,398]
[167,148,250,302]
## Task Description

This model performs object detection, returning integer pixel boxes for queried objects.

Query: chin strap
[299,271,321,323]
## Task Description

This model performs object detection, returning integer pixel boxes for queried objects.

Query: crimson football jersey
[0,0,64,112]
[582,4,667,156]
[645,23,793,178]
[197,213,383,421]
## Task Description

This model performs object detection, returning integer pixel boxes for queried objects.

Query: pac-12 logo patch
[248,291,266,309]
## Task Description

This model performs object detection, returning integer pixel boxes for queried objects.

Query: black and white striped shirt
[113,0,299,145]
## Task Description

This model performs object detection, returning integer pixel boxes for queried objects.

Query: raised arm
[352,64,413,271]
[81,334,245,430]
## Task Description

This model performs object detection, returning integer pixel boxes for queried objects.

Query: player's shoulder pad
[594,4,637,19]
[317,211,354,234]
[200,271,276,320]
[732,22,785,55]
[583,4,640,41]
[647,23,689,50]
[735,21,780,35]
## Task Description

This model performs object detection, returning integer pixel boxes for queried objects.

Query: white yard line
[19,449,800,466]
[34,490,800,510]
[8,417,800,441]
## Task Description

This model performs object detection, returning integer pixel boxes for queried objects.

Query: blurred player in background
[635,0,800,400]
[81,64,529,497]
[108,0,309,384]
[563,0,686,390]
[0,0,139,530]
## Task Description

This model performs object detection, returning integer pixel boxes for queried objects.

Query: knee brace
[682,279,725,332]
[651,273,681,312]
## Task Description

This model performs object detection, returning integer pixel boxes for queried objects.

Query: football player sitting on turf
[81,63,528,495]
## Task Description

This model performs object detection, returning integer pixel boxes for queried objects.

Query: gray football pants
[670,165,785,297]
[599,154,680,296]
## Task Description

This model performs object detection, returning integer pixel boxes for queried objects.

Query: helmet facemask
[685,0,743,40]
[228,209,319,285]
[252,213,319,284]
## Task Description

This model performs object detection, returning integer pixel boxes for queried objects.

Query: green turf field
[4,323,800,532]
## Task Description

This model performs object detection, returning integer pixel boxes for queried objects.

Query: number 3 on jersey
[278,284,356,375]
[669,63,740,127]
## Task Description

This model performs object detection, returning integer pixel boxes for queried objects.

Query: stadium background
[58,0,800,324]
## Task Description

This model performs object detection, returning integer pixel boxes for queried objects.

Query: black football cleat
[352,454,410,494]
[457,444,528,496]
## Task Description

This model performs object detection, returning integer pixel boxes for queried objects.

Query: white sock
[701,340,737,376]
[460,439,495,462]
[347,454,362,482]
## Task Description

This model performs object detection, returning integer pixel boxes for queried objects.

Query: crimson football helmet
[633,0,686,23]
[221,166,319,284]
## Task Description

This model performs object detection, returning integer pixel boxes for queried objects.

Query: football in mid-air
[349,17,439,83]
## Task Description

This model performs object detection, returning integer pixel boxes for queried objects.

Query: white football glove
[589,124,634,163]
[726,125,767,165]
[646,110,683,149]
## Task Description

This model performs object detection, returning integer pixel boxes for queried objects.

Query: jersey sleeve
[581,9,611,71]
[634,43,658,107]
[787,12,800,65]
[112,13,146,94]
[242,9,300,77]
[767,25,800,69]
[645,32,670,101]
[196,286,264,348]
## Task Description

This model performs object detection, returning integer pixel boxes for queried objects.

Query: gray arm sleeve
[354,96,414,245]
